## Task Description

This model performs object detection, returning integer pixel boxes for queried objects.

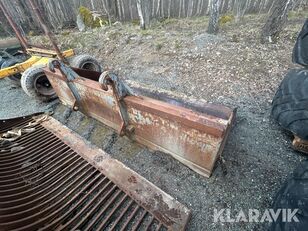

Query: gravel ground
[0,79,55,118]
[1,13,308,230]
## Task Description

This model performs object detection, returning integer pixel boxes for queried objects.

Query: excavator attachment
[0,114,190,230]
[44,60,235,177]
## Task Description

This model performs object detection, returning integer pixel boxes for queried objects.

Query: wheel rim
[34,74,55,96]
[81,62,97,71]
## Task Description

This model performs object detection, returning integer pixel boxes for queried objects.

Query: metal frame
[0,114,191,230]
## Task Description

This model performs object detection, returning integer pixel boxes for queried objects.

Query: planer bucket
[44,61,235,177]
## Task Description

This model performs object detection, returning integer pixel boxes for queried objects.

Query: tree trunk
[260,0,294,43]
[207,0,220,34]
[136,0,150,29]
[1,0,307,36]
[235,0,248,22]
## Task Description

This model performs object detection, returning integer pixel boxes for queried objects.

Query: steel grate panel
[0,115,190,231]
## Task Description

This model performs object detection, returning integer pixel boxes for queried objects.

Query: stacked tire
[270,160,308,231]
[271,69,308,140]
[272,19,308,142]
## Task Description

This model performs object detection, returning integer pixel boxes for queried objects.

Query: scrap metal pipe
[44,64,235,177]
[0,0,28,51]
[28,0,66,62]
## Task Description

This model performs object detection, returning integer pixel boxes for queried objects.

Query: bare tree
[234,0,248,22]
[207,0,220,34]
[1,0,307,37]
[136,0,151,29]
[261,0,294,43]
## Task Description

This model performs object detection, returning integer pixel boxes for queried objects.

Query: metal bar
[0,115,190,231]
[0,149,75,194]
[0,147,72,188]
[0,159,87,210]
[42,116,191,230]
[0,150,76,200]
[0,125,45,149]
[0,117,33,133]
[0,130,60,161]
[156,223,163,231]
[0,171,100,229]
[0,135,59,169]
[95,194,129,230]
[28,0,66,62]
[0,155,84,201]
[108,200,134,230]
[83,189,122,231]
[145,216,155,230]
[59,180,114,230]
[131,210,147,231]
[0,142,68,176]
[0,0,28,51]
[120,205,140,231]
[0,160,88,214]
[40,176,109,231]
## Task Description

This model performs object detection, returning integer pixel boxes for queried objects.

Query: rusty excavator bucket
[44,60,236,177]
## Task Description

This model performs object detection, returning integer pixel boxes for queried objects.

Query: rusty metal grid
[0,115,190,231]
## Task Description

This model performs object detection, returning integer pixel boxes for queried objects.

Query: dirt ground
[1,13,308,230]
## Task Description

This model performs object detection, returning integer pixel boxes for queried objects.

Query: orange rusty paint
[44,67,235,177]
[41,116,191,230]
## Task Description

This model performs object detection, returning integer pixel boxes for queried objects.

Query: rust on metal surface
[0,114,190,231]
[292,135,308,154]
[44,65,235,177]
[28,0,66,62]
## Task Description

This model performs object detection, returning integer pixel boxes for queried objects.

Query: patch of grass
[231,34,239,43]
[28,30,35,37]
[155,42,163,51]
[159,18,178,26]
[108,31,121,40]
[61,31,70,36]
[140,30,152,36]
[41,37,50,46]
[174,40,181,49]
[288,10,308,19]
[187,31,194,36]
[288,11,297,19]
[190,16,209,24]
[131,19,140,26]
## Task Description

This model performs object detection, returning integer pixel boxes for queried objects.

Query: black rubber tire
[271,68,308,140]
[269,160,308,231]
[1,59,22,86]
[21,66,57,102]
[70,54,102,72]
[293,19,308,67]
